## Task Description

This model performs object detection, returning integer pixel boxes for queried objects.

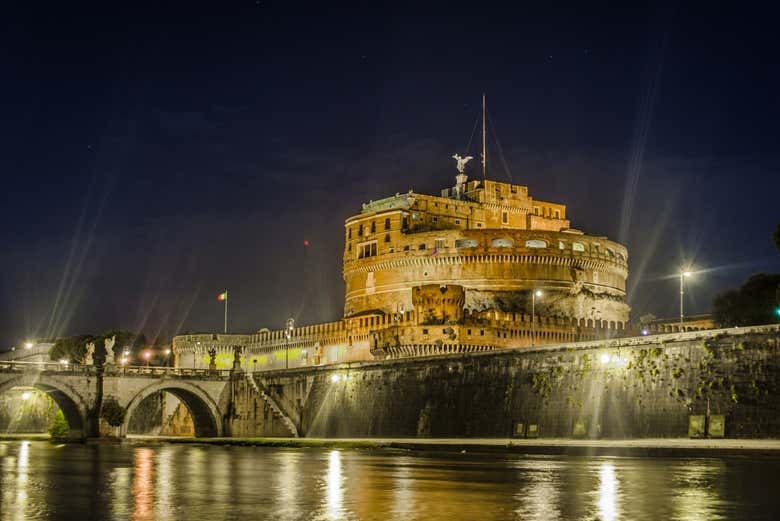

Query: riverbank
[5,433,780,457]
[124,435,780,458]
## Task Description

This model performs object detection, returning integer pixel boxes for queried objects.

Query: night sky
[2,3,779,349]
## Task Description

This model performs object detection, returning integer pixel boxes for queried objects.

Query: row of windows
[348,218,392,239]
[453,237,623,258]
[532,206,562,219]
[353,237,623,260]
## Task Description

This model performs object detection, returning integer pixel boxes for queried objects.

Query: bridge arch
[0,373,89,440]
[122,380,223,437]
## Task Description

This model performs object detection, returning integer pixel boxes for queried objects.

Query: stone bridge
[0,362,238,440]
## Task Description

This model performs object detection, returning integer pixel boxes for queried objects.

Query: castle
[173,162,630,370]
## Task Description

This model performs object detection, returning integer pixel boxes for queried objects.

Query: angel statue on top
[452,154,473,173]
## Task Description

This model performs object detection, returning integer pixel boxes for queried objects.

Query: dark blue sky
[1,2,778,348]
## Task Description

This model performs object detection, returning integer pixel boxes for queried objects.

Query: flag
[217,291,228,301]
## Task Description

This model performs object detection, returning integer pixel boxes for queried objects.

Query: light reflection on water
[0,441,778,521]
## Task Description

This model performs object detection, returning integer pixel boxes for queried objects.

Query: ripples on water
[0,441,778,520]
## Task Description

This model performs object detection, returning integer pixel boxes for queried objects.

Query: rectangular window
[477,222,483,228]
[432,216,438,223]
[358,224,363,236]
[384,218,391,230]
[455,219,460,225]
[370,221,376,233]
[435,239,445,250]
[403,245,410,251]
[533,206,540,216]
[480,330,484,336]
[384,234,390,243]
[467,329,472,335]
[510,185,517,193]
[422,328,429,335]
[554,209,561,219]
[358,241,378,259]
[348,227,352,239]
[419,244,426,250]
[502,211,508,224]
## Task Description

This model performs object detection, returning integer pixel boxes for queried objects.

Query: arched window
[605,249,614,257]
[558,240,565,250]
[491,238,514,248]
[572,242,585,252]
[455,238,479,248]
[525,239,547,249]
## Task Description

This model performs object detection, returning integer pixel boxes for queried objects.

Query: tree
[101,399,127,427]
[713,273,780,327]
[49,410,69,438]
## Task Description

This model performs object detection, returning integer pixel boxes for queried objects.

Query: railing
[0,361,232,379]
[0,360,96,373]
[118,365,232,378]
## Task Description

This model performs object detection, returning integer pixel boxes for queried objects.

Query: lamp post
[143,351,151,367]
[285,317,295,369]
[680,270,692,330]
[531,290,542,346]
[164,349,171,367]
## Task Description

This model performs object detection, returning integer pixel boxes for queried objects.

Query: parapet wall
[242,325,780,439]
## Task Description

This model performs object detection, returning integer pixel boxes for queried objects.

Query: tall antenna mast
[481,93,487,180]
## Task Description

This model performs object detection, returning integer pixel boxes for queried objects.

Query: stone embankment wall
[236,325,780,439]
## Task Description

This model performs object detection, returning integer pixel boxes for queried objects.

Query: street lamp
[165,349,171,367]
[285,317,295,369]
[531,290,542,346]
[143,351,151,367]
[24,341,33,349]
[680,270,692,330]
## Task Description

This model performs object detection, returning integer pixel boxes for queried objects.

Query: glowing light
[23,342,33,349]
[642,329,649,336]
[59,359,68,365]
[330,374,341,383]
[600,353,611,364]
[143,351,151,360]
[682,271,692,277]
[597,463,619,521]
[121,357,128,365]
[326,450,343,518]
[535,290,543,297]
[165,349,171,355]
[21,392,30,400]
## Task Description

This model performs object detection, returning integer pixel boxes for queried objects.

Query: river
[0,441,778,520]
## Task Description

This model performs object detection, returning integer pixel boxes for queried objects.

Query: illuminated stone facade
[174,172,629,369]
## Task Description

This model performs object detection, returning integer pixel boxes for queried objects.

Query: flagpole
[224,291,228,333]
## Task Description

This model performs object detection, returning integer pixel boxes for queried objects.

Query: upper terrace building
[174,162,630,370]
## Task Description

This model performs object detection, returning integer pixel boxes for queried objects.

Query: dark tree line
[712,223,780,327]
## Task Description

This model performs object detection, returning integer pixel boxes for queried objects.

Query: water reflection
[0,442,777,521]
[132,447,154,521]
[13,440,30,521]
[513,460,561,520]
[392,459,415,518]
[597,462,619,521]
[671,462,726,521]
[326,450,343,519]
[155,447,175,520]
